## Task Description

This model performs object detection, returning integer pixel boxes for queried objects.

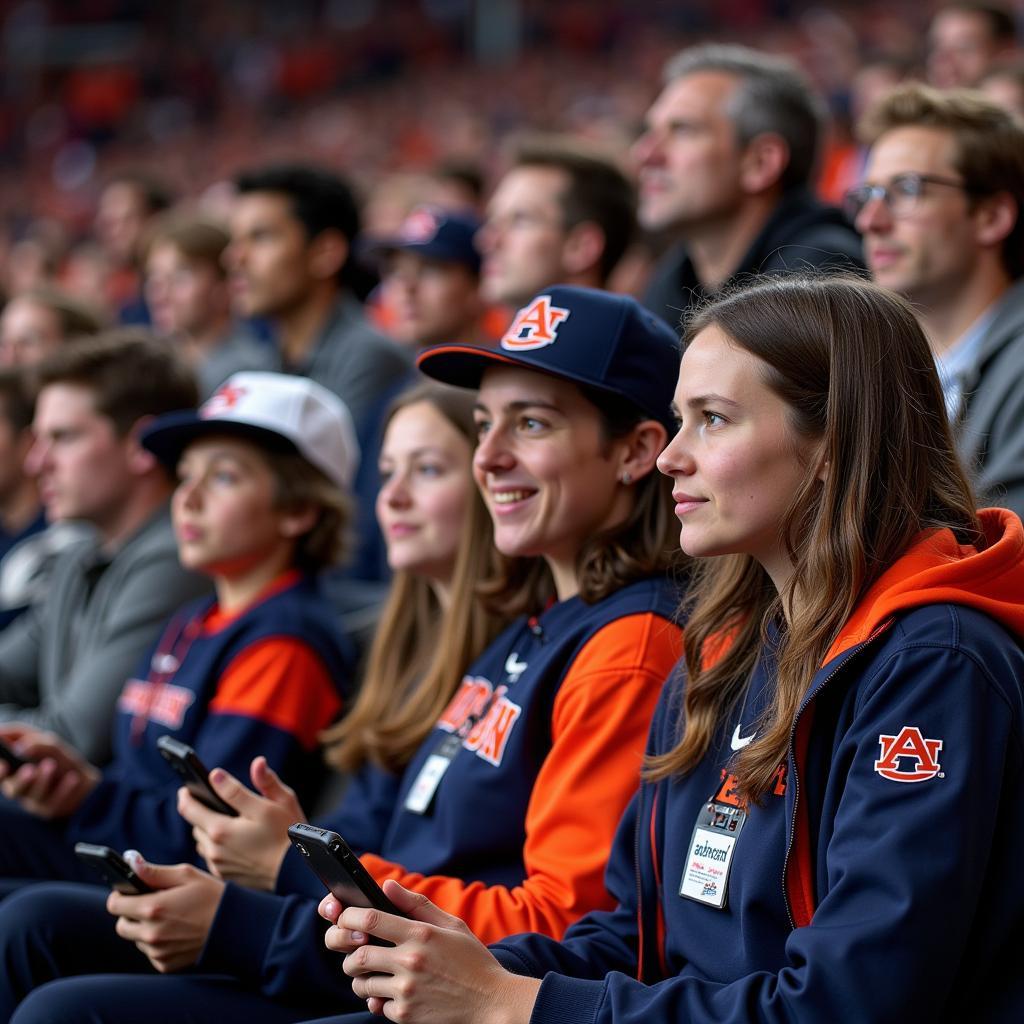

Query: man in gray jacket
[0,333,209,764]
[853,82,1024,516]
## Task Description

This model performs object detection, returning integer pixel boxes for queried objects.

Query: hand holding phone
[288,823,406,945]
[0,737,27,774]
[156,736,237,817]
[74,843,153,894]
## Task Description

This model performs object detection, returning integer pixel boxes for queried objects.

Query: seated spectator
[0,333,209,763]
[0,287,686,1024]
[927,1,1018,88]
[326,275,1024,1024]
[0,371,358,888]
[0,285,103,367]
[374,205,483,349]
[637,44,863,329]
[226,163,413,586]
[852,83,1024,515]
[94,171,175,325]
[144,213,275,398]
[478,134,636,310]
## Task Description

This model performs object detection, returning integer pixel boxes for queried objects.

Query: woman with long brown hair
[327,275,1024,1024]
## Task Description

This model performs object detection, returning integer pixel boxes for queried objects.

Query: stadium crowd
[0,1,1023,1022]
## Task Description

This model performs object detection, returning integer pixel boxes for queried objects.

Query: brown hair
[509,134,637,282]
[322,383,510,774]
[645,275,980,800]
[34,329,198,436]
[858,82,1024,277]
[262,450,351,571]
[144,213,231,277]
[479,387,682,618]
[19,285,104,340]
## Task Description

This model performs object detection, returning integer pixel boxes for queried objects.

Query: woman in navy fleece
[324,276,1024,1024]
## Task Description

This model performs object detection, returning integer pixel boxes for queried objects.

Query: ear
[738,133,790,195]
[560,221,606,278]
[973,191,1017,250]
[307,229,349,282]
[616,420,669,484]
[124,416,160,476]
[277,503,319,540]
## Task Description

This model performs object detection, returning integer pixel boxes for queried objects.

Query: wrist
[491,972,542,1024]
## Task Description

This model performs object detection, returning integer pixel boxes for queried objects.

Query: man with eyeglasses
[636,44,863,330]
[477,135,636,310]
[852,82,1024,516]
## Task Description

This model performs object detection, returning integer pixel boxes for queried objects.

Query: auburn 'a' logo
[874,726,943,783]
[501,295,571,352]
[202,383,246,417]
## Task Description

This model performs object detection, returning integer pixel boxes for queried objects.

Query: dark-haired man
[0,333,209,763]
[636,44,863,329]
[227,164,411,435]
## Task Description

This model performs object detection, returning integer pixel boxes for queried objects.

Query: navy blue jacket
[66,573,354,864]
[493,510,1024,1023]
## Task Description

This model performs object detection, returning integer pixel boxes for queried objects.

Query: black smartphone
[74,842,153,894]
[288,823,406,945]
[156,735,238,817]
[0,738,26,773]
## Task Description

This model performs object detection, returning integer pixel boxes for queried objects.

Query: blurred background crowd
[1,0,1023,322]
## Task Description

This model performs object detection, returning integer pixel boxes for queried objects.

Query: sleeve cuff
[197,881,283,983]
[530,974,607,1024]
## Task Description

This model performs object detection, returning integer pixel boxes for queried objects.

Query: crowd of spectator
[0,2,1022,1023]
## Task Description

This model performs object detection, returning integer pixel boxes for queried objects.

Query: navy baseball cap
[373,205,481,274]
[416,285,681,434]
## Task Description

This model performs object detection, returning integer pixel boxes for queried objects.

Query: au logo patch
[874,726,943,783]
[501,295,571,351]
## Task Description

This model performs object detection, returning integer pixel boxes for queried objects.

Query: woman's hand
[0,725,99,819]
[177,755,305,890]
[339,880,541,1024]
[107,853,225,974]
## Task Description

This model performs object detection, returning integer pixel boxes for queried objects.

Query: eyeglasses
[842,172,978,221]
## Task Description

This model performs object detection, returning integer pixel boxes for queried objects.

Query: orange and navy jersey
[338,573,683,943]
[65,571,353,864]
[491,509,1024,1024]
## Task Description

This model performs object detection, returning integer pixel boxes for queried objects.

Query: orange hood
[824,507,1024,664]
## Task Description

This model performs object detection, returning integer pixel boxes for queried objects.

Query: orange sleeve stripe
[361,612,682,944]
[207,637,343,749]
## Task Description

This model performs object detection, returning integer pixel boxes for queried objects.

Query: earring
[620,472,632,485]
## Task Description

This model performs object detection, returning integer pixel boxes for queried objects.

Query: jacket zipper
[780,632,888,929]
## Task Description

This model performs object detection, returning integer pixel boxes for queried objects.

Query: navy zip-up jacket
[492,509,1024,1023]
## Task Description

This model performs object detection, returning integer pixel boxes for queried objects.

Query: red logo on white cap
[201,383,247,418]
[501,296,571,352]
[399,208,440,243]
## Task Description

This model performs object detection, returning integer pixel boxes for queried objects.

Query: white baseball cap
[141,371,359,489]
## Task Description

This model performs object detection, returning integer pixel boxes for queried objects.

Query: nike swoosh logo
[730,724,755,750]
[505,653,528,677]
